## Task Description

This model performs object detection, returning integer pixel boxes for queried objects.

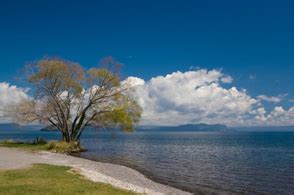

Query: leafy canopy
[12,57,142,142]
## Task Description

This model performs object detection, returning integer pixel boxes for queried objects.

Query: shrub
[2,139,15,144]
[2,139,24,144]
[32,137,47,145]
[47,141,86,154]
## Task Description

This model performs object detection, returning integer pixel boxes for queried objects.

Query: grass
[0,164,136,195]
[0,141,49,151]
[0,139,85,153]
[0,140,136,194]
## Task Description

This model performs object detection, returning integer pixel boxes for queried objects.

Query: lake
[0,129,293,194]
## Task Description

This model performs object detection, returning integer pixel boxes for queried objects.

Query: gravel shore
[0,147,191,195]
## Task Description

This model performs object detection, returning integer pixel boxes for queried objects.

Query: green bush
[2,139,24,144]
[0,139,87,154]
[32,137,47,145]
[47,141,86,154]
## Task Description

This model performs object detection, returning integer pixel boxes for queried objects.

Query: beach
[0,147,190,195]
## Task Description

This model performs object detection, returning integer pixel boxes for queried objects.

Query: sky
[0,0,294,126]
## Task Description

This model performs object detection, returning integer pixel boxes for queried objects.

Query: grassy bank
[0,139,85,153]
[0,164,135,195]
[0,142,48,151]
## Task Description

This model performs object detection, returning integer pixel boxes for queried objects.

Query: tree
[11,57,142,144]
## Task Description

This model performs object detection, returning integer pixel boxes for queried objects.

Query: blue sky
[0,0,294,125]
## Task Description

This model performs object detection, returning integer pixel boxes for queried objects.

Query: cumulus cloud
[221,75,233,83]
[125,69,294,126]
[251,106,294,126]
[0,82,30,122]
[126,69,258,126]
[253,107,267,122]
[122,76,145,87]
[257,95,284,103]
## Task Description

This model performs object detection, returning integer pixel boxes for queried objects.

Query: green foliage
[2,139,23,144]
[32,137,47,145]
[96,97,142,132]
[0,140,87,154]
[0,140,48,151]
[28,59,84,97]
[0,164,136,195]
[88,68,120,87]
[46,141,86,154]
[15,57,142,143]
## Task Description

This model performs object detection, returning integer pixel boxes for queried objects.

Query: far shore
[0,147,190,195]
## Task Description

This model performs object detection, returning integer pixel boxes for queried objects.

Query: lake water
[0,129,293,194]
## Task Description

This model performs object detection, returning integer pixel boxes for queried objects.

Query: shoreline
[72,154,197,193]
[74,155,233,195]
[0,147,191,195]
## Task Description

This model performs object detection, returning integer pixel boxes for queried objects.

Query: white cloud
[257,95,285,103]
[251,106,294,126]
[122,76,145,87]
[253,107,267,122]
[127,69,257,126]
[126,69,294,126]
[221,75,233,83]
[271,106,286,116]
[0,82,30,122]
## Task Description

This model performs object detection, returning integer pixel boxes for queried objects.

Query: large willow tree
[13,57,141,143]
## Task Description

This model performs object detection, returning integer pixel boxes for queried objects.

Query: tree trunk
[61,131,70,142]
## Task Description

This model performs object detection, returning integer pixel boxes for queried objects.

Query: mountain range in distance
[138,124,294,132]
[40,124,229,132]
[0,123,293,132]
[138,123,229,132]
[0,123,43,131]
[0,123,229,132]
